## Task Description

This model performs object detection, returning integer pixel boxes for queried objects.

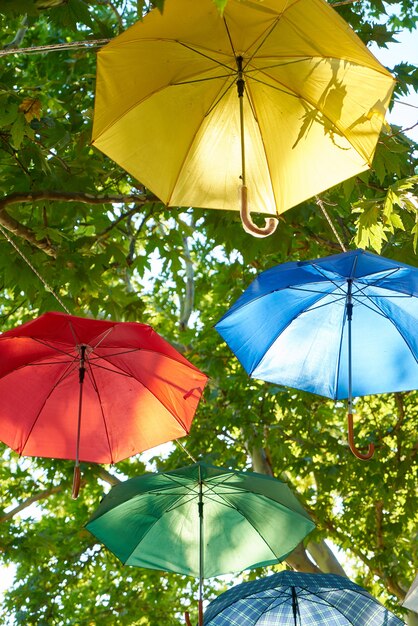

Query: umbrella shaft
[76,345,87,466]
[236,55,246,185]
[198,474,204,624]
[291,586,300,626]
[347,279,353,412]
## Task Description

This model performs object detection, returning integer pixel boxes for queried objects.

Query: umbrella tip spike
[240,185,278,238]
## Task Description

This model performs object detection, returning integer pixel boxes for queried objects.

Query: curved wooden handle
[240,185,278,238]
[347,413,375,461]
[72,464,81,499]
[184,611,192,626]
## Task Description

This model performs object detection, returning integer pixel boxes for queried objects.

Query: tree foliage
[0,0,417,624]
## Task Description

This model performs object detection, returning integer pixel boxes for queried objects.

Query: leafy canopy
[0,1,417,625]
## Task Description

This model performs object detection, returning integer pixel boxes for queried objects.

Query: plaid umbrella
[204,570,405,625]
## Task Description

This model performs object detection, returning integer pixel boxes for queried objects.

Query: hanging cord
[0,39,110,57]
[175,439,197,463]
[0,223,71,314]
[315,195,346,252]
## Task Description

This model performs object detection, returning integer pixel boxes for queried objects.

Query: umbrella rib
[207,490,301,560]
[0,354,80,383]
[94,41,236,145]
[248,63,379,164]
[350,292,394,319]
[177,40,235,73]
[356,266,402,287]
[360,295,418,366]
[82,361,134,377]
[309,592,371,626]
[203,79,237,119]
[95,352,196,433]
[223,12,283,72]
[306,265,351,294]
[166,74,238,202]
[248,289,333,374]
[170,72,235,86]
[31,337,77,358]
[119,495,191,567]
[84,358,114,464]
[19,359,78,456]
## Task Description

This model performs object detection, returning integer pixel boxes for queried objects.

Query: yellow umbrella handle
[347,413,375,460]
[240,185,278,238]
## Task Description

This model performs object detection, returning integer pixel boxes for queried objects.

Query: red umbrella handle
[347,413,375,460]
[240,185,278,238]
[72,464,81,499]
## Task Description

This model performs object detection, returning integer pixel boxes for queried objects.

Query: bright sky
[371,28,418,143]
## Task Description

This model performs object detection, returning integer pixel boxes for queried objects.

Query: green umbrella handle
[183,601,203,625]
[199,599,203,626]
[240,185,278,238]
[347,413,375,460]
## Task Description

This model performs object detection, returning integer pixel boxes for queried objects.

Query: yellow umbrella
[92,0,395,237]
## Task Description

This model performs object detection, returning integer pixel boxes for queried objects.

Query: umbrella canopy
[92,0,394,237]
[403,573,418,613]
[204,570,405,625]
[215,249,418,458]
[86,462,315,625]
[0,312,207,495]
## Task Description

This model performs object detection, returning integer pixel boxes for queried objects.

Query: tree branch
[318,513,407,600]
[92,465,122,486]
[179,233,195,331]
[0,485,62,523]
[306,540,347,576]
[286,542,322,573]
[0,190,158,257]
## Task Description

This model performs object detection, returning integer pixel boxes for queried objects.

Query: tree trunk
[306,540,347,577]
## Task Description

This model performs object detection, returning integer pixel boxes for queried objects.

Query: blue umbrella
[215,249,418,459]
[204,570,405,625]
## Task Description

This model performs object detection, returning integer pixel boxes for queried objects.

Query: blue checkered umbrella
[204,571,405,625]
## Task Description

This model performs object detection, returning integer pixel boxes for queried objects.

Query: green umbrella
[86,462,315,626]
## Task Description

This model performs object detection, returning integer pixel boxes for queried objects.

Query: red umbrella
[0,312,207,497]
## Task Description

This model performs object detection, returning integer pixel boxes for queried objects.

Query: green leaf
[0,102,19,127]
[10,113,26,149]
[389,213,405,230]
[212,0,229,13]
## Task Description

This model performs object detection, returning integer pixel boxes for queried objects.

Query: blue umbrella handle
[347,413,375,460]
[240,185,278,238]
